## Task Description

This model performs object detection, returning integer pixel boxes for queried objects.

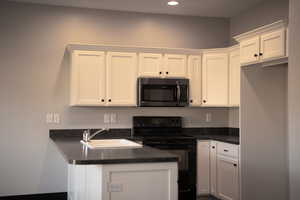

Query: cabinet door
[106,52,137,106]
[229,49,240,107]
[217,156,239,200]
[240,36,260,66]
[197,141,210,195]
[260,29,286,61]
[70,50,106,106]
[164,54,187,78]
[138,53,163,77]
[188,56,202,106]
[210,141,217,196]
[202,53,229,106]
[102,163,178,200]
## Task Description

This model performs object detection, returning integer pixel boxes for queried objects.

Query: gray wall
[288,0,300,199]
[0,1,231,196]
[240,65,288,200]
[228,108,239,128]
[230,0,289,199]
[227,0,289,128]
[230,0,289,43]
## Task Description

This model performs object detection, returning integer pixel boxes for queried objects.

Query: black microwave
[137,78,189,107]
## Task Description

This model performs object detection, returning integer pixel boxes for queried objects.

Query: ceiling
[9,0,267,17]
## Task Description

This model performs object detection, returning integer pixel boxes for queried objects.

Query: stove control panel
[133,116,182,128]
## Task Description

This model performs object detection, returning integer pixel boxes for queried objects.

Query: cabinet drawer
[217,142,239,158]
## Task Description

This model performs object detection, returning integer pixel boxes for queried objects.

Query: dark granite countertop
[183,128,240,145]
[187,134,239,145]
[50,127,239,165]
[50,130,178,165]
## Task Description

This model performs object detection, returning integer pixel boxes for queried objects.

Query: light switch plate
[104,113,110,124]
[53,113,60,124]
[108,183,123,192]
[46,113,53,123]
[110,113,117,124]
[206,113,212,122]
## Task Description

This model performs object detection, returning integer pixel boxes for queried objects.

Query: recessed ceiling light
[168,1,179,6]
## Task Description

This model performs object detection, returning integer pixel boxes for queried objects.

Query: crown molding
[233,20,287,42]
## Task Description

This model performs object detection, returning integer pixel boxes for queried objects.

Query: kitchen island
[50,130,178,200]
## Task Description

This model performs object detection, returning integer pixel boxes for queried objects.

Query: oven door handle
[176,81,181,104]
[180,188,192,193]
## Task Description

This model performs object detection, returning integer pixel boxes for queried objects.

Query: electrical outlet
[53,113,60,124]
[104,113,110,124]
[46,113,53,123]
[110,113,117,124]
[206,113,212,122]
[108,183,123,192]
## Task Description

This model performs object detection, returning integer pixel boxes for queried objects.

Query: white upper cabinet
[138,53,163,77]
[70,50,106,106]
[234,20,287,67]
[229,48,240,106]
[164,54,187,78]
[106,52,137,106]
[188,55,202,106]
[240,36,260,66]
[260,28,286,61]
[202,52,229,106]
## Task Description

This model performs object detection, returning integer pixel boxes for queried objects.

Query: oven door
[144,142,196,200]
[138,78,189,107]
[143,142,196,184]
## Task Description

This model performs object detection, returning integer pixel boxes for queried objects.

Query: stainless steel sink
[81,139,143,149]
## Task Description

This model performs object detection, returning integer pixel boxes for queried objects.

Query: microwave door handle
[176,81,181,104]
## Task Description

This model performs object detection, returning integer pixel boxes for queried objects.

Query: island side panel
[68,164,103,200]
[68,162,178,200]
[102,162,178,200]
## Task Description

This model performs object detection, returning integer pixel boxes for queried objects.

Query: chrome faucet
[82,128,109,142]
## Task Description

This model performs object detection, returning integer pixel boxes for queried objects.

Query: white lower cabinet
[210,141,217,196]
[197,141,210,195]
[68,162,178,200]
[197,140,240,200]
[217,156,239,200]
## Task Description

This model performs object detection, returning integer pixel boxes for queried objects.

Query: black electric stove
[133,116,197,200]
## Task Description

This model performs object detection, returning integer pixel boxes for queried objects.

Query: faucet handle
[83,129,90,142]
